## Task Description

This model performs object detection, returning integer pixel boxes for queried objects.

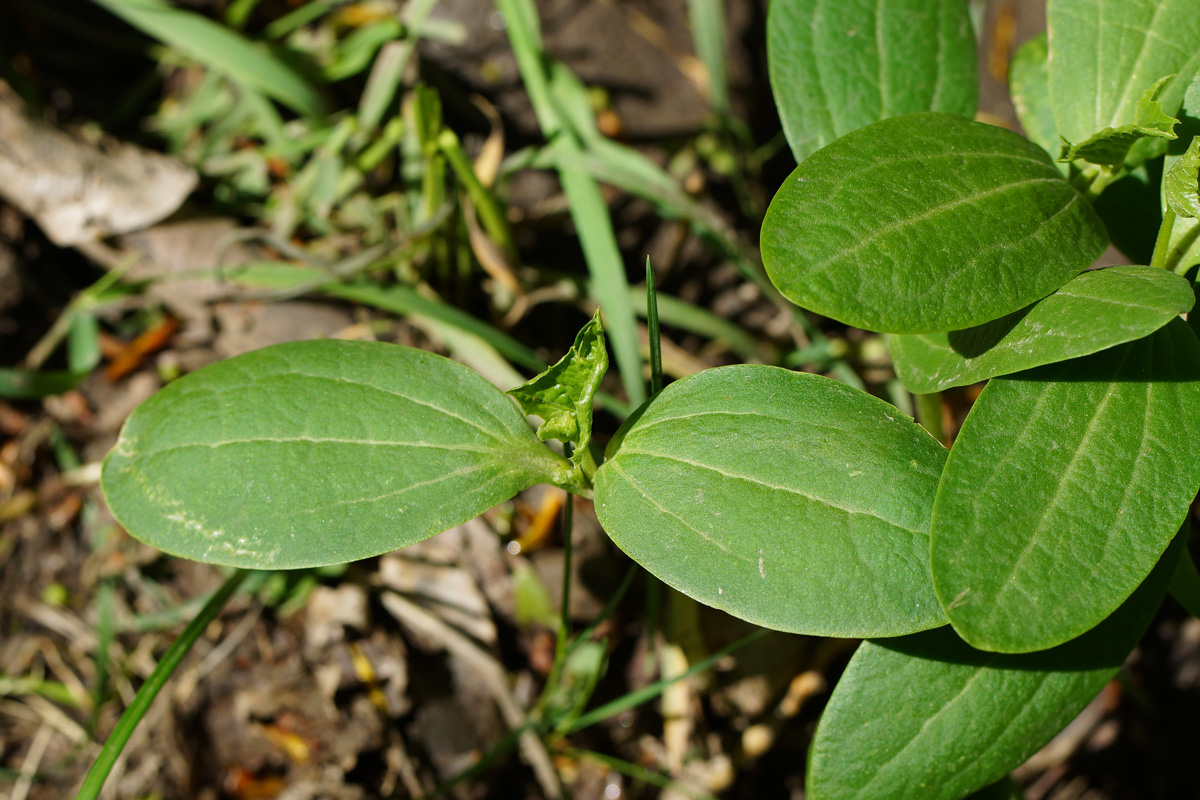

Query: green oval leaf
[594,365,948,638]
[891,266,1194,392]
[761,113,1108,333]
[930,319,1200,653]
[1048,0,1200,150]
[102,341,568,569]
[807,532,1182,800]
[767,0,977,164]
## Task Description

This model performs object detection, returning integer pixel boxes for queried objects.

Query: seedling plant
[89,0,1200,798]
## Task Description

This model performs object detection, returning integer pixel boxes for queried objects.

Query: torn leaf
[507,310,607,467]
[1166,137,1200,219]
[1058,76,1178,168]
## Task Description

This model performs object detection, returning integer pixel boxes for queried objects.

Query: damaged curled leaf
[1058,76,1178,169]
[507,310,607,467]
[1166,137,1200,219]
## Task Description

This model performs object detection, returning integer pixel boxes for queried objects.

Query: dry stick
[380,591,563,799]
[12,724,55,800]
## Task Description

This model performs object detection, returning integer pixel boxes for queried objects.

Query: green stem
[564,564,637,660]
[559,487,574,651]
[564,628,768,734]
[1151,207,1178,270]
[532,482,576,722]
[438,128,517,260]
[915,392,946,446]
[75,569,247,800]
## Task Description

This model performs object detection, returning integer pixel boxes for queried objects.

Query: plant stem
[915,392,946,446]
[438,128,517,260]
[533,483,576,723]
[564,628,768,734]
[75,569,246,800]
[564,564,637,660]
[1151,207,1178,270]
[559,486,574,652]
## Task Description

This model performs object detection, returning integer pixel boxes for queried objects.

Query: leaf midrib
[805,177,1065,278]
[987,344,1137,615]
[620,446,924,533]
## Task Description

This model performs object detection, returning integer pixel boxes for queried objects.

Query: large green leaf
[807,531,1182,800]
[761,113,1108,333]
[92,0,326,118]
[930,319,1200,653]
[890,266,1193,392]
[1048,0,1200,149]
[102,341,570,569]
[1009,33,1062,164]
[594,365,948,638]
[767,0,976,164]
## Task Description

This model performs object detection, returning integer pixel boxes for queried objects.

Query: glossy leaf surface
[1008,33,1060,161]
[761,113,1108,333]
[767,0,976,163]
[508,310,607,466]
[103,341,568,569]
[931,319,1200,652]
[891,266,1193,392]
[594,365,948,637]
[808,533,1182,800]
[1048,0,1200,147]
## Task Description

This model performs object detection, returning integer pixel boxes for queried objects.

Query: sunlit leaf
[808,531,1182,800]
[761,113,1107,333]
[103,341,569,569]
[767,0,976,163]
[891,266,1193,392]
[930,319,1200,652]
[595,365,948,638]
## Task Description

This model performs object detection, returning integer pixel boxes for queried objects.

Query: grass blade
[91,0,326,118]
[687,0,729,116]
[75,569,247,800]
[494,0,645,406]
[565,628,768,734]
[646,257,663,395]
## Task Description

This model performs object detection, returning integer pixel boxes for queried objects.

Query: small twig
[12,724,55,800]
